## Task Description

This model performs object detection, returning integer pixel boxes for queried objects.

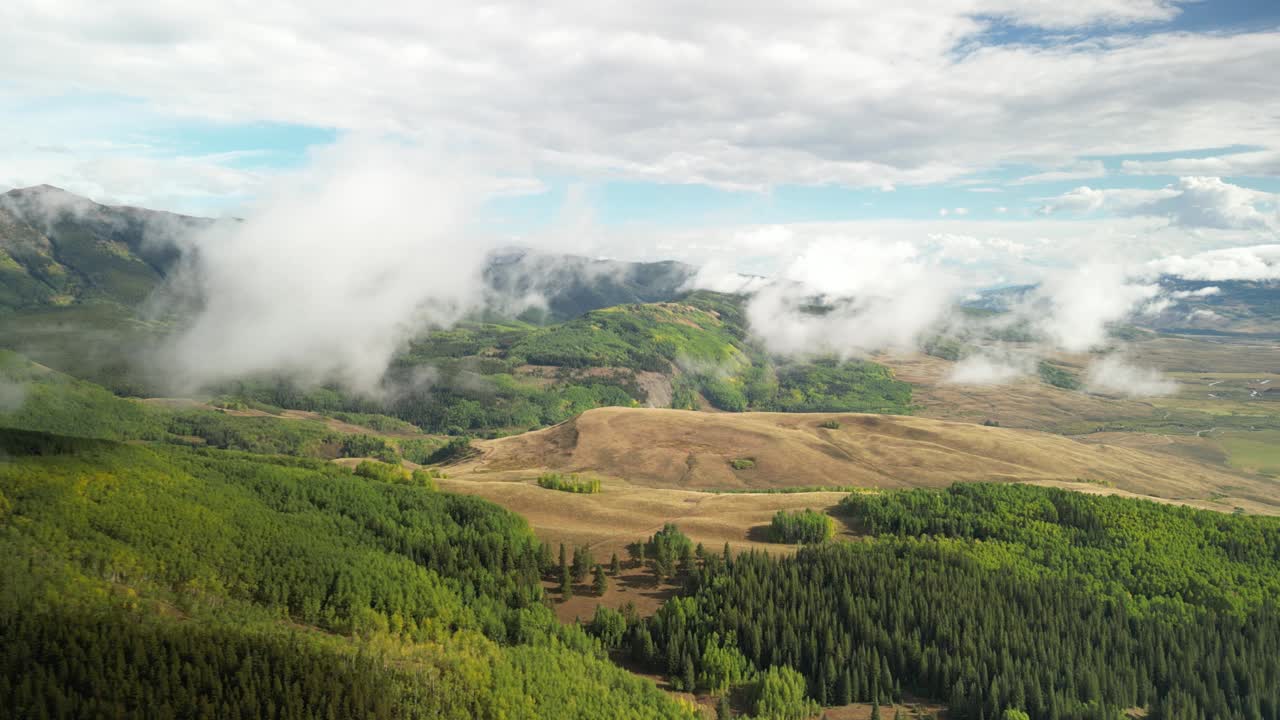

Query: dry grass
[462,407,1269,506]
[419,405,1280,600]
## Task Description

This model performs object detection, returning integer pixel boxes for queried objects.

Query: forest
[0,428,696,719]
[613,484,1280,720]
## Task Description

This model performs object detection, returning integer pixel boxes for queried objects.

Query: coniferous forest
[623,484,1280,720]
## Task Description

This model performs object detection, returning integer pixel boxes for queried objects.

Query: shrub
[729,457,756,470]
[768,509,835,544]
[819,419,842,429]
[537,472,602,493]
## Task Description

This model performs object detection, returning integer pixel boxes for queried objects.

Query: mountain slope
[0,428,696,719]
[0,185,211,310]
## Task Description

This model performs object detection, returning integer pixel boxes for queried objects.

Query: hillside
[461,407,1279,513]
[0,185,209,310]
[0,428,696,719]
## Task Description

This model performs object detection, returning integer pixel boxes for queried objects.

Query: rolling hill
[459,406,1279,514]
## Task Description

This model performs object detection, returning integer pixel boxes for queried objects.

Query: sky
[2,0,1279,285]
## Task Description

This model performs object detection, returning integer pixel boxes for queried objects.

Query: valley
[3,186,1280,719]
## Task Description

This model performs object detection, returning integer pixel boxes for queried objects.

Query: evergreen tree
[610,552,622,576]
[593,564,608,596]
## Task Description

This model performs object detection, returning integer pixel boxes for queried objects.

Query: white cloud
[1121,149,1280,177]
[1014,159,1107,184]
[1,2,1276,195]
[1146,244,1280,280]
[157,138,499,393]
[1031,263,1160,352]
[1039,176,1278,231]
[947,352,1034,385]
[1085,355,1178,397]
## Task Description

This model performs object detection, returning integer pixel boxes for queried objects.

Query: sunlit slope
[466,406,1275,509]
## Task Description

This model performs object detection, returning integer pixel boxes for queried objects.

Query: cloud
[1146,244,1280,280]
[946,352,1034,385]
[0,379,27,413]
[736,236,960,357]
[1039,176,1278,231]
[2,3,1277,195]
[1121,149,1280,177]
[1026,263,1161,352]
[1014,160,1106,185]
[156,138,499,393]
[1085,355,1177,397]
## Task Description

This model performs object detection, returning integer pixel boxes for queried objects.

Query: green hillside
[0,350,444,462]
[223,294,913,435]
[0,429,696,719]
[0,185,205,311]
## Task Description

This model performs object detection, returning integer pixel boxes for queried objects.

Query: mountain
[0,186,694,320]
[1144,277,1280,335]
[484,249,694,322]
[0,185,210,310]
[965,277,1280,336]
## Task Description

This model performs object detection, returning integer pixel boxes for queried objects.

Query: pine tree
[559,544,573,598]
[716,694,732,720]
[610,553,621,576]
[593,564,608,596]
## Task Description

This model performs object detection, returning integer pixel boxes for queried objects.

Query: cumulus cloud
[1084,355,1178,397]
[1146,244,1280,280]
[156,139,499,393]
[1039,177,1278,231]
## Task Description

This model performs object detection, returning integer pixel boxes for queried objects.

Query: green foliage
[818,419,841,429]
[838,483,1280,614]
[698,633,753,696]
[640,483,1280,720]
[764,358,913,414]
[767,509,835,544]
[589,605,626,649]
[751,666,818,720]
[0,429,695,719]
[729,457,756,470]
[1037,361,1081,390]
[216,295,911,435]
[510,303,746,372]
[537,472,602,494]
[427,436,476,464]
[593,565,609,596]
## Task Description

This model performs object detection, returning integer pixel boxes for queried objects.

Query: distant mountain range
[0,185,697,319]
[5,185,1278,336]
[967,278,1280,336]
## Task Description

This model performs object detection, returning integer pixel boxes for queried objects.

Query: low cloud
[156,139,499,394]
[0,379,27,413]
[946,352,1034,385]
[739,236,959,358]
[1085,355,1178,397]
[1026,264,1160,353]
[1146,244,1280,280]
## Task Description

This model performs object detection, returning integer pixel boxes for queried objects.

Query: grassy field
[1217,430,1280,477]
[406,406,1280,590]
